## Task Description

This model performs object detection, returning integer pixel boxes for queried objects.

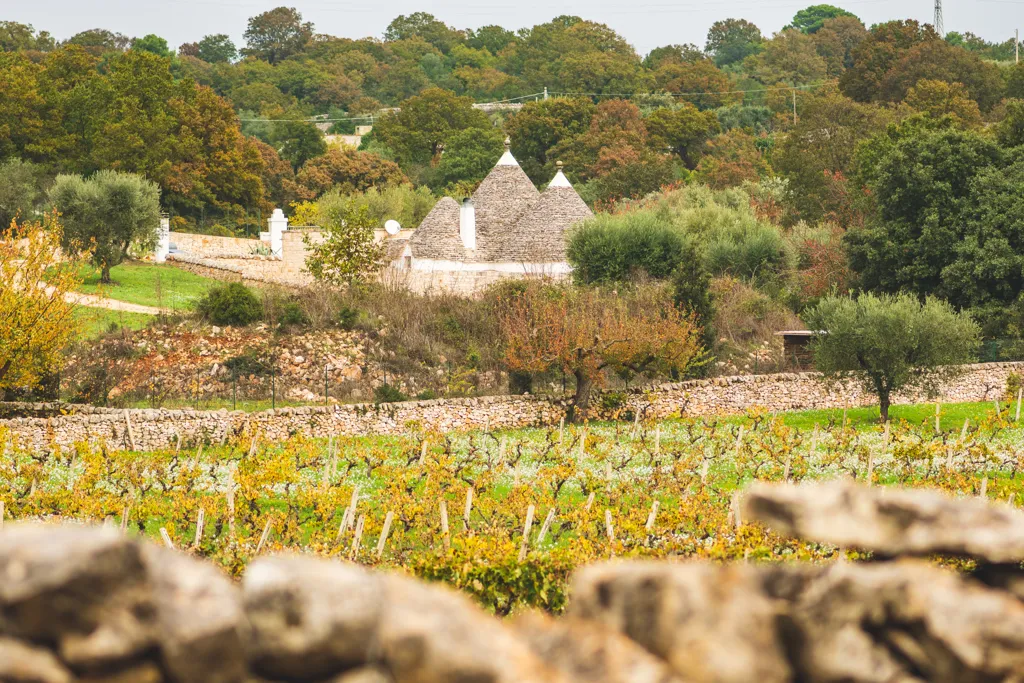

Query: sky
[2,0,1021,56]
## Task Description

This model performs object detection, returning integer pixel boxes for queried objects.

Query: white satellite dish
[384,219,401,235]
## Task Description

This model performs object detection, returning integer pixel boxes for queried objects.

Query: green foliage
[846,120,1004,303]
[279,301,309,327]
[672,241,716,355]
[196,34,238,63]
[242,6,314,64]
[705,18,763,67]
[374,88,491,165]
[130,34,171,58]
[337,306,361,330]
[0,158,45,227]
[303,196,384,286]
[567,211,688,284]
[644,105,721,167]
[996,99,1024,148]
[506,98,597,184]
[223,349,272,378]
[374,383,409,403]
[48,170,161,283]
[435,126,505,191]
[787,5,859,34]
[805,292,980,421]
[196,283,263,326]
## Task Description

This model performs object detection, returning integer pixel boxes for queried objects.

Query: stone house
[386,140,593,293]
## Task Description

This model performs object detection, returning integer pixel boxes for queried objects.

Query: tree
[904,79,982,127]
[805,293,980,422]
[302,195,384,286]
[654,59,735,110]
[293,146,408,200]
[813,16,867,74]
[839,20,938,103]
[645,105,721,168]
[880,40,1004,111]
[787,5,859,34]
[48,170,161,283]
[0,53,46,161]
[435,126,505,191]
[0,21,54,52]
[466,25,516,54]
[643,44,705,69]
[384,13,462,54]
[506,97,596,184]
[693,130,770,189]
[373,88,490,164]
[996,99,1024,148]
[0,215,81,392]
[0,159,45,227]
[64,29,130,56]
[131,34,171,58]
[497,283,702,420]
[846,121,1003,300]
[705,18,763,67]
[567,211,688,284]
[750,29,829,86]
[242,7,313,64]
[270,120,327,170]
[196,34,237,63]
[672,240,716,362]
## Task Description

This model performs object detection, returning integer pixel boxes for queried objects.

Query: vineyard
[3,405,1023,614]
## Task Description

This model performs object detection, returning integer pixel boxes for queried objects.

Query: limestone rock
[742,480,1024,563]
[328,668,394,683]
[141,544,248,683]
[242,556,385,681]
[376,574,563,683]
[0,637,72,683]
[512,612,685,683]
[567,561,791,683]
[787,559,1024,681]
[0,525,159,671]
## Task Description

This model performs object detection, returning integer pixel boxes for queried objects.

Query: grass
[75,261,219,311]
[726,400,1007,432]
[73,306,154,339]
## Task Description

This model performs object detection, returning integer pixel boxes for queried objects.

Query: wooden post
[120,505,130,533]
[866,450,874,486]
[578,429,586,459]
[604,460,612,480]
[0,500,4,530]
[227,466,236,540]
[961,419,970,442]
[159,528,173,549]
[810,424,819,453]
[125,411,137,451]
[336,507,351,542]
[584,491,595,512]
[980,476,988,499]
[631,409,640,440]
[842,406,848,427]
[419,439,428,465]
[350,514,365,560]
[1017,389,1022,422]
[734,426,745,458]
[604,509,616,543]
[255,520,272,554]
[732,492,742,531]
[700,459,709,484]
[499,436,507,461]
[559,416,565,444]
[536,508,556,546]
[645,500,660,532]
[654,427,661,456]
[463,486,473,531]
[995,398,1002,417]
[248,437,258,459]
[946,445,953,471]
[783,453,792,482]
[1010,492,1016,507]
[376,511,394,558]
[935,403,941,434]
[518,505,535,562]
[192,508,205,551]
[439,500,450,551]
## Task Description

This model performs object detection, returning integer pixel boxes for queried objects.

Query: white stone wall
[2,362,1020,452]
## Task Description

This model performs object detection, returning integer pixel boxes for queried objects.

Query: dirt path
[57,288,171,316]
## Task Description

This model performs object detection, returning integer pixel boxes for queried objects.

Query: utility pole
[1017,29,1019,64]
[934,0,943,37]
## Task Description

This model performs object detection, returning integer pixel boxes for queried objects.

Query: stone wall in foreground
[1,362,1021,452]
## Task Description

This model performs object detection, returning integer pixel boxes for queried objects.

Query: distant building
[387,140,592,293]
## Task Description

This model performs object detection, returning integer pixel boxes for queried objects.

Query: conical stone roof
[471,143,540,260]
[496,168,593,262]
[408,197,466,260]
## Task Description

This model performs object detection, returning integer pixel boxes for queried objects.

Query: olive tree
[48,170,161,283]
[804,292,980,422]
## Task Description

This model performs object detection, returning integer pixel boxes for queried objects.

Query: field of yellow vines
[2,407,1021,613]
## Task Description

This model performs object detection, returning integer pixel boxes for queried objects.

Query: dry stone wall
[168,231,263,258]
[3,482,1024,682]
[2,362,1021,453]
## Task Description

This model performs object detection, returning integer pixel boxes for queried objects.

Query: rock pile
[3,481,1024,682]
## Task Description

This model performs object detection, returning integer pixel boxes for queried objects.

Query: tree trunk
[100,264,112,285]
[568,370,594,424]
[879,391,891,423]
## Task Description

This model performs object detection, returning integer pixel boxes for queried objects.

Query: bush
[223,350,272,379]
[279,301,309,327]
[337,306,361,330]
[567,210,688,284]
[374,384,409,404]
[196,283,263,326]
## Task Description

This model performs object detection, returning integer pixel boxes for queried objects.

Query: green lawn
[726,400,1008,432]
[76,261,219,311]
[73,306,155,339]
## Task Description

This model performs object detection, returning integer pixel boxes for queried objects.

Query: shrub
[567,210,688,284]
[196,283,263,326]
[337,306,361,330]
[374,384,409,404]
[279,301,309,327]
[223,350,272,379]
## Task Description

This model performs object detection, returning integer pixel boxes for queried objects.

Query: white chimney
[268,208,288,259]
[460,198,476,250]
[155,214,170,263]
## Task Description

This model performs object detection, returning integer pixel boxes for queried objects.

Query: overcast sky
[3,0,1020,55]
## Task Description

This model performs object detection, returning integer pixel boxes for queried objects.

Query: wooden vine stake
[733,426,745,458]
[159,528,173,549]
[536,508,556,546]
[1009,492,1016,507]
[645,500,660,532]
[783,453,792,483]
[578,428,586,459]
[995,398,1002,418]
[700,459,709,484]
[945,445,953,471]
[192,508,205,551]
[961,419,970,442]
[120,505,130,533]
[1017,388,1023,422]
[631,410,640,440]
[499,436,507,462]
[463,487,474,532]
[349,515,365,560]
[980,476,988,499]
[124,411,137,451]
[376,511,394,559]
[0,501,4,530]
[255,520,272,554]
[336,507,351,542]
[935,403,941,434]
[518,505,535,562]
[732,492,742,532]
[419,439,428,465]
[559,416,565,444]
[810,424,819,453]
[604,460,612,480]
[226,465,236,540]
[604,509,616,543]
[439,501,450,551]
[654,427,661,456]
[584,492,595,512]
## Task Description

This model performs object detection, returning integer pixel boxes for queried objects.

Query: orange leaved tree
[497,283,703,421]
[0,214,82,392]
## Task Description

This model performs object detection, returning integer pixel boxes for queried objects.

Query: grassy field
[76,261,219,311]
[73,306,155,339]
